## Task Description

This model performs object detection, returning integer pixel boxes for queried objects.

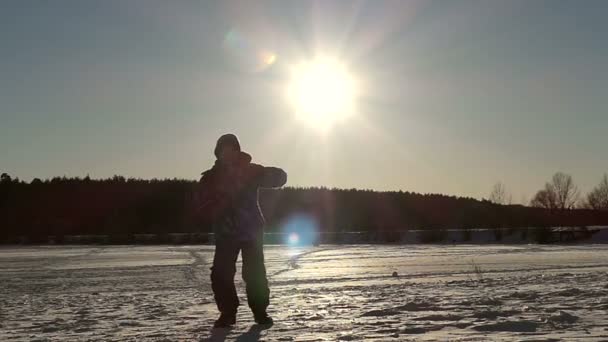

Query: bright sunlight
[287,58,357,131]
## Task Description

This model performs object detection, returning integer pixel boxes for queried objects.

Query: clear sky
[1,0,607,202]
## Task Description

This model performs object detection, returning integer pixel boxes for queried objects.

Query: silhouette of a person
[196,134,287,328]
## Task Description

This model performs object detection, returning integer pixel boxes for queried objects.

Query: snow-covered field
[1,244,608,341]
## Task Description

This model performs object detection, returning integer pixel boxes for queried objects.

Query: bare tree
[585,174,608,210]
[0,172,12,183]
[551,172,580,209]
[489,182,512,205]
[530,172,579,210]
[530,189,557,209]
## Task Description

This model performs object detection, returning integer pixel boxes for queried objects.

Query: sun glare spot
[288,232,300,245]
[287,58,357,131]
[264,52,277,65]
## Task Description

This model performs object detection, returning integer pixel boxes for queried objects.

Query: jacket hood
[203,151,252,176]
[214,133,241,158]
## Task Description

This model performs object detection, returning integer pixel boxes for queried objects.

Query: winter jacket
[196,152,287,240]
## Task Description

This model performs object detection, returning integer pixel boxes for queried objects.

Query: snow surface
[1,244,608,341]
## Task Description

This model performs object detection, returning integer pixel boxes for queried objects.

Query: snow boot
[213,313,236,328]
[254,312,273,325]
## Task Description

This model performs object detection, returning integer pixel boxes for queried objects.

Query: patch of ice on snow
[505,290,539,300]
[360,308,401,317]
[396,301,440,311]
[475,296,503,306]
[544,310,579,325]
[552,288,583,297]
[471,309,519,320]
[472,320,541,332]
[412,314,464,321]
[360,301,439,317]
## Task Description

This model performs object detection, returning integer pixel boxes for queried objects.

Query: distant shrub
[493,228,503,242]
[469,259,484,282]
[383,231,401,243]
[418,229,447,243]
[462,228,472,242]
[107,234,136,245]
[533,227,553,244]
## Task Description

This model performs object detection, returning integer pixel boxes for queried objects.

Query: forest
[2,172,608,243]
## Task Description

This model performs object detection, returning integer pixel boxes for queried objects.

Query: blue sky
[1,0,607,202]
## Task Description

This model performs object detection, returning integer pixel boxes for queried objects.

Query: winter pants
[210,236,270,316]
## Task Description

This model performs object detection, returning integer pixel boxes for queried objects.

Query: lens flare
[223,29,276,73]
[281,213,319,246]
[288,233,300,245]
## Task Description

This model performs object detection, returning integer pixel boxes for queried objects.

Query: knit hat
[214,133,241,158]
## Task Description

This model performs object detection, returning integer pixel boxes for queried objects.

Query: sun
[287,58,357,131]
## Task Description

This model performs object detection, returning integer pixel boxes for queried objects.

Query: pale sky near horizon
[1,0,607,203]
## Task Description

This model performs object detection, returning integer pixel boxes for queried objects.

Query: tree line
[488,172,608,211]
[1,171,608,242]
